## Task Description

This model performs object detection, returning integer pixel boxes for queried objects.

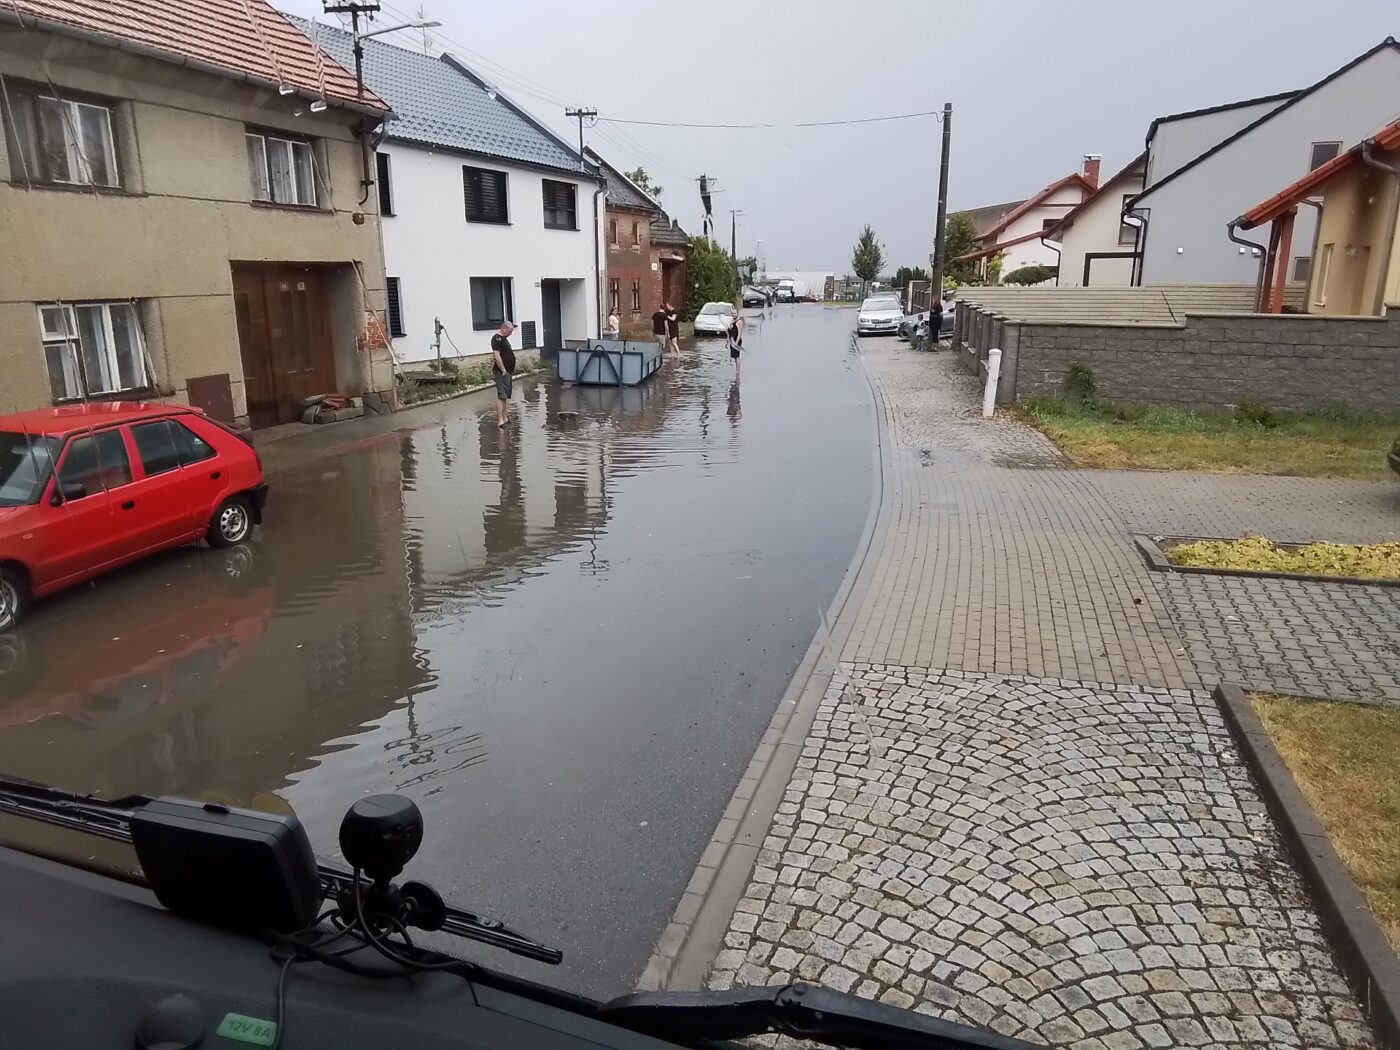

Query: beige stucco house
[0,0,394,428]
[1044,154,1146,287]
[1236,117,1400,316]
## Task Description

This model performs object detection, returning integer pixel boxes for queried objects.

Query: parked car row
[0,403,268,631]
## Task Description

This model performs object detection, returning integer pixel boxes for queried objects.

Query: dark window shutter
[464,166,508,222]
[386,277,405,337]
[376,152,393,216]
[520,321,537,349]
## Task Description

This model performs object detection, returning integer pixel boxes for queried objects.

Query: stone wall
[959,308,1400,413]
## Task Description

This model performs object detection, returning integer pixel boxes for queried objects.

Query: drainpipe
[593,184,607,339]
[1361,139,1400,315]
[1039,237,1062,286]
[1227,218,1270,310]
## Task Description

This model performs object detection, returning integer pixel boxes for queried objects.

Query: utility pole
[565,107,598,172]
[930,102,953,306]
[324,1,381,99]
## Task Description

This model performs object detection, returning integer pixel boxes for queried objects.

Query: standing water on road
[0,305,871,997]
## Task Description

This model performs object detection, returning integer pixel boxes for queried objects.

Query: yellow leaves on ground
[1167,536,1400,579]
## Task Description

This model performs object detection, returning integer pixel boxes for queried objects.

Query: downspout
[1361,139,1400,315]
[593,184,607,338]
[1227,218,1270,309]
[1039,237,1062,286]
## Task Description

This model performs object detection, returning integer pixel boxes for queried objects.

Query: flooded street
[0,306,872,997]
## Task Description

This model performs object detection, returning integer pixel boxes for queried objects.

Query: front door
[232,265,337,428]
[540,279,563,354]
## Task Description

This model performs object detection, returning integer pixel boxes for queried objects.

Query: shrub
[1065,364,1098,407]
[1234,400,1283,428]
[1003,264,1057,286]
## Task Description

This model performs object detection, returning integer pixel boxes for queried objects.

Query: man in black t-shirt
[651,305,668,352]
[664,302,680,354]
[491,321,517,429]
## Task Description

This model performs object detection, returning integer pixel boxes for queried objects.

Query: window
[542,179,577,229]
[2,84,120,188]
[1309,142,1342,171]
[609,217,618,245]
[0,432,60,507]
[463,165,508,223]
[630,279,641,312]
[608,278,620,312]
[1119,194,1138,246]
[376,151,394,216]
[1314,243,1333,306]
[1041,218,1058,232]
[1291,256,1311,283]
[38,302,148,402]
[386,277,406,338]
[131,419,215,477]
[631,220,640,246]
[469,277,513,330]
[246,131,315,205]
[57,429,132,497]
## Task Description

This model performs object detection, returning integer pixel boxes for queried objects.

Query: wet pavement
[0,305,873,998]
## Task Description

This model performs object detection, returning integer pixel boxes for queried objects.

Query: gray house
[1128,38,1400,286]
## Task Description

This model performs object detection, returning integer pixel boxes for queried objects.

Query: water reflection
[0,308,874,996]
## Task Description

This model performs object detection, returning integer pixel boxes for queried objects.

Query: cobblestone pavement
[708,665,1374,1049]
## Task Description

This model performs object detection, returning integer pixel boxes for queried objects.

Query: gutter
[1039,237,1062,286]
[593,183,607,338]
[0,8,391,121]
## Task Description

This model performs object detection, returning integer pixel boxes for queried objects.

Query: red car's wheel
[207,496,255,547]
[0,566,27,632]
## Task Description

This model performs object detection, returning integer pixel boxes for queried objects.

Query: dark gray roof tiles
[584,148,657,212]
[288,15,597,178]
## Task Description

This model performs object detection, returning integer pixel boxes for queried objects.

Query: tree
[1003,264,1057,286]
[625,167,662,200]
[684,236,738,320]
[941,212,981,287]
[893,265,929,290]
[851,226,885,293]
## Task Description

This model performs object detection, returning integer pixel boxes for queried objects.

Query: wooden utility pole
[565,108,598,171]
[930,102,953,303]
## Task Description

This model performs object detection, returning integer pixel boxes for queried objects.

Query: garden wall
[957,307,1400,414]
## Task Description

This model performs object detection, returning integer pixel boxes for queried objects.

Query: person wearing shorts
[651,304,668,353]
[491,321,516,429]
[665,302,681,354]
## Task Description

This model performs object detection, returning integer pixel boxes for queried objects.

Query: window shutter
[376,152,393,216]
[464,166,507,222]
[386,277,405,337]
[520,321,537,349]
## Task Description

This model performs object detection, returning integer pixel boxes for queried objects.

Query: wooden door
[232,265,337,427]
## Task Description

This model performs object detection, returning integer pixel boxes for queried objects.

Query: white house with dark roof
[295,16,605,366]
[1127,38,1400,285]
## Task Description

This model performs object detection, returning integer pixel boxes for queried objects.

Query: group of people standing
[649,303,682,356]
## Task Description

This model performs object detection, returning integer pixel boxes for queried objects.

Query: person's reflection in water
[726,376,742,425]
[482,422,525,558]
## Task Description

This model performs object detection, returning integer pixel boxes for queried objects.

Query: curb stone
[635,334,889,992]
[1213,683,1400,1050]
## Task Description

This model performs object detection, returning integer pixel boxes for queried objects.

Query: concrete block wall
[960,307,1400,414]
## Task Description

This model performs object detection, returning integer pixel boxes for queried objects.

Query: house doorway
[232,264,337,428]
[540,279,563,354]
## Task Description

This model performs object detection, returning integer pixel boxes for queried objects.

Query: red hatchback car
[0,403,268,631]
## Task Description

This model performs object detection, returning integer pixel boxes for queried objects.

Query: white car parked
[856,296,902,336]
[693,302,737,336]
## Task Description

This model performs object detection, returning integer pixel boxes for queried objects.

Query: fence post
[982,348,1002,418]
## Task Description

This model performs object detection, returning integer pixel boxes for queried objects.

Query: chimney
[1082,154,1102,190]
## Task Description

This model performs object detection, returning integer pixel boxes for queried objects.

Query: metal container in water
[557,339,663,386]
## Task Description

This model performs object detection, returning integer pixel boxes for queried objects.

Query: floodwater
[0,305,873,998]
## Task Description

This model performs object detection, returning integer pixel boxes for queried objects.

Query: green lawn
[1251,694,1400,951]
[1021,398,1400,479]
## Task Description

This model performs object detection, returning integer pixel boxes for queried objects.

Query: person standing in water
[726,304,745,372]
[491,320,516,429]
[665,302,681,355]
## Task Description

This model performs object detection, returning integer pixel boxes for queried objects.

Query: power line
[599,109,946,130]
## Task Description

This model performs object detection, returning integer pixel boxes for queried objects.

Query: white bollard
[982,348,1002,418]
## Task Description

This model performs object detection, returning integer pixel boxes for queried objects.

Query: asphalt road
[0,305,873,998]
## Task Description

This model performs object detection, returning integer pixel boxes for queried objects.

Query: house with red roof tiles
[955,158,1099,282]
[0,0,397,428]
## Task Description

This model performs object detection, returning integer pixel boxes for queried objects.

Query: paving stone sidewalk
[689,338,1391,1047]
[710,665,1373,1049]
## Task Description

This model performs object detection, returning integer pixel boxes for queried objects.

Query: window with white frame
[38,302,149,402]
[2,84,120,188]
[245,131,317,206]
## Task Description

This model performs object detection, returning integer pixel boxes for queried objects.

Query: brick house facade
[588,149,688,338]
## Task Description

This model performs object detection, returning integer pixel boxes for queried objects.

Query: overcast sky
[278,0,1398,273]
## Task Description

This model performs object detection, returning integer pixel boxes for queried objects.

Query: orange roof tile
[2,0,386,111]
[1238,118,1400,229]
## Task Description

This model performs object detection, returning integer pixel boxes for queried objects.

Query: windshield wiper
[0,776,559,964]
[603,985,1041,1050]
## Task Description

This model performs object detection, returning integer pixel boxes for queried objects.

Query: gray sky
[278,0,1398,273]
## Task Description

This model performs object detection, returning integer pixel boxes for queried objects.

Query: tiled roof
[979,173,1094,241]
[650,213,689,247]
[2,0,383,111]
[290,15,594,176]
[1239,118,1400,229]
[583,148,658,212]
[1044,153,1147,238]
